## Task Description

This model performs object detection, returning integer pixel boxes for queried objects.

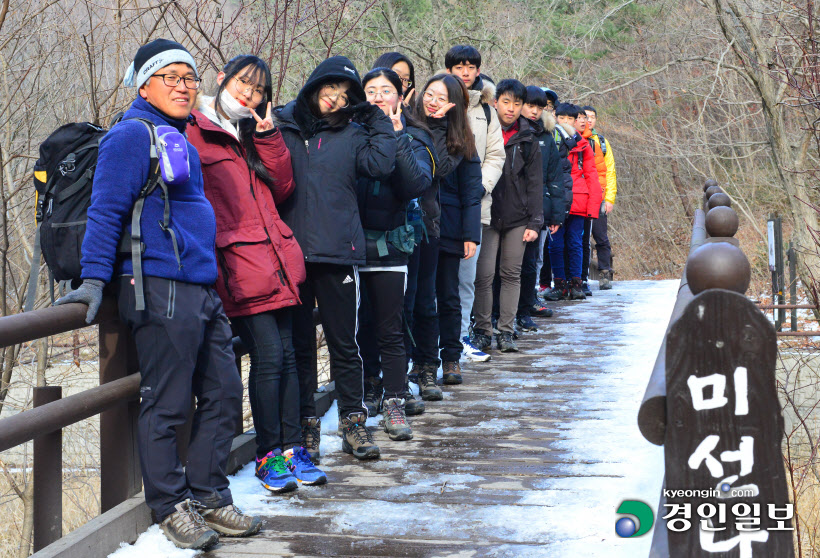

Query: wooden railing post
[98,316,141,513]
[32,385,62,552]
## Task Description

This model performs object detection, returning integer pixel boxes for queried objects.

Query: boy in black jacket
[472,80,543,353]
[515,86,565,331]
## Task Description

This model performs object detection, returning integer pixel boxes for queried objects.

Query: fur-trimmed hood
[541,110,556,133]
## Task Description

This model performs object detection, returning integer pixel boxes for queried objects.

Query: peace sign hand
[389,104,404,132]
[251,102,275,133]
[402,88,415,107]
[431,102,456,119]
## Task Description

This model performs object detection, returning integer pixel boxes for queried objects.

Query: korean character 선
[663,503,692,532]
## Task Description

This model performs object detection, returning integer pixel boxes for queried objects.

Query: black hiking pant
[293,262,366,420]
[115,276,242,523]
[232,308,301,458]
[358,270,407,397]
[582,214,611,280]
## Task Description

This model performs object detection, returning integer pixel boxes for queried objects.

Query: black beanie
[123,39,197,89]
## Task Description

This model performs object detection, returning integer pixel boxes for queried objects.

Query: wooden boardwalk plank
[197,280,676,558]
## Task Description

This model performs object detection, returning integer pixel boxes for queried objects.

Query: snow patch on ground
[107,525,200,558]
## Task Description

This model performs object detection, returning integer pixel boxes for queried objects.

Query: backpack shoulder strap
[129,118,167,311]
[482,103,492,131]
[598,130,607,155]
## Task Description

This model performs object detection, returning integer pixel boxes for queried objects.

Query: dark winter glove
[54,279,104,324]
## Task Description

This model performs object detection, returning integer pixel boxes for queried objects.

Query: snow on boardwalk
[113,280,677,558]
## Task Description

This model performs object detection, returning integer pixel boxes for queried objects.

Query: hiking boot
[255,450,298,493]
[599,269,613,290]
[461,336,490,362]
[471,329,493,352]
[442,360,463,385]
[300,417,321,463]
[570,277,586,300]
[496,331,519,352]
[537,284,550,297]
[530,303,554,318]
[363,376,383,417]
[516,315,539,332]
[543,278,569,301]
[340,412,380,459]
[416,364,443,401]
[408,362,421,384]
[582,281,593,297]
[200,504,262,537]
[160,499,219,550]
[381,397,413,440]
[283,446,327,485]
[401,381,425,416]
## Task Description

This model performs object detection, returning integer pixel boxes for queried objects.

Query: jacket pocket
[215,226,280,303]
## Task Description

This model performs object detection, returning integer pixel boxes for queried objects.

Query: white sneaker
[461,337,491,362]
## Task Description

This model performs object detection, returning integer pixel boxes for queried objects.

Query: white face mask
[219,88,253,121]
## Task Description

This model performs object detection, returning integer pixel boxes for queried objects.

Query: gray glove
[54,279,104,324]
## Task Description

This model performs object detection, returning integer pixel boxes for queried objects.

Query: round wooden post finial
[703,178,719,192]
[705,206,739,238]
[686,242,751,295]
[707,192,732,209]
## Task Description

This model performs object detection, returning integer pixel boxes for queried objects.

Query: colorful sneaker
[255,450,298,493]
[461,336,491,362]
[283,447,327,485]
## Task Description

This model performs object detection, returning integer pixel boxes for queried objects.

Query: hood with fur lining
[541,110,556,133]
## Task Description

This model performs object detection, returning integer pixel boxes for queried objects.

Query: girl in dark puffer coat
[355,68,436,441]
[275,56,397,462]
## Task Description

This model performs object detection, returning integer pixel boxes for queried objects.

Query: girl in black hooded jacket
[408,74,483,400]
[276,56,397,462]
[355,68,436,441]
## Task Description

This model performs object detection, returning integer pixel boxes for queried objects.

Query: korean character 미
[697,502,727,531]
[663,503,692,532]
[732,503,761,531]
[767,504,795,531]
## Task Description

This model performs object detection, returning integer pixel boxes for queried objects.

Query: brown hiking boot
[417,364,443,401]
[442,361,463,385]
[340,412,381,459]
[200,504,262,537]
[381,397,413,441]
[301,417,321,463]
[569,277,586,300]
[160,499,219,550]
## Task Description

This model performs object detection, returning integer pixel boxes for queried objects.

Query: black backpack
[26,118,167,312]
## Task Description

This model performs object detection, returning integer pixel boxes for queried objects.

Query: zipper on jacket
[304,139,309,153]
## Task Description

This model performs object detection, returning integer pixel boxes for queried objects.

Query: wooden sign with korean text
[664,289,793,558]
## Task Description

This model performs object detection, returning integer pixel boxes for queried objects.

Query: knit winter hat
[123,39,197,89]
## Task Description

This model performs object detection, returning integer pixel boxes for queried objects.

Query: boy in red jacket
[543,103,601,300]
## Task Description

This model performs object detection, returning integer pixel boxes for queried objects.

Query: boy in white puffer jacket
[444,45,505,362]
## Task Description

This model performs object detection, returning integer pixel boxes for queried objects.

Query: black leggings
[358,270,407,397]
[232,309,301,458]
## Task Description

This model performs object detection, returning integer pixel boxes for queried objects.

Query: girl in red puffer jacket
[187,55,326,494]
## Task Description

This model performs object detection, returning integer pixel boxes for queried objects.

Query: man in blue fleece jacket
[55,39,260,549]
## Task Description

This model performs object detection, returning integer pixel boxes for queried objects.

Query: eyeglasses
[399,77,413,88]
[365,86,398,99]
[422,90,449,106]
[319,83,350,108]
[152,74,201,90]
[233,77,265,102]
